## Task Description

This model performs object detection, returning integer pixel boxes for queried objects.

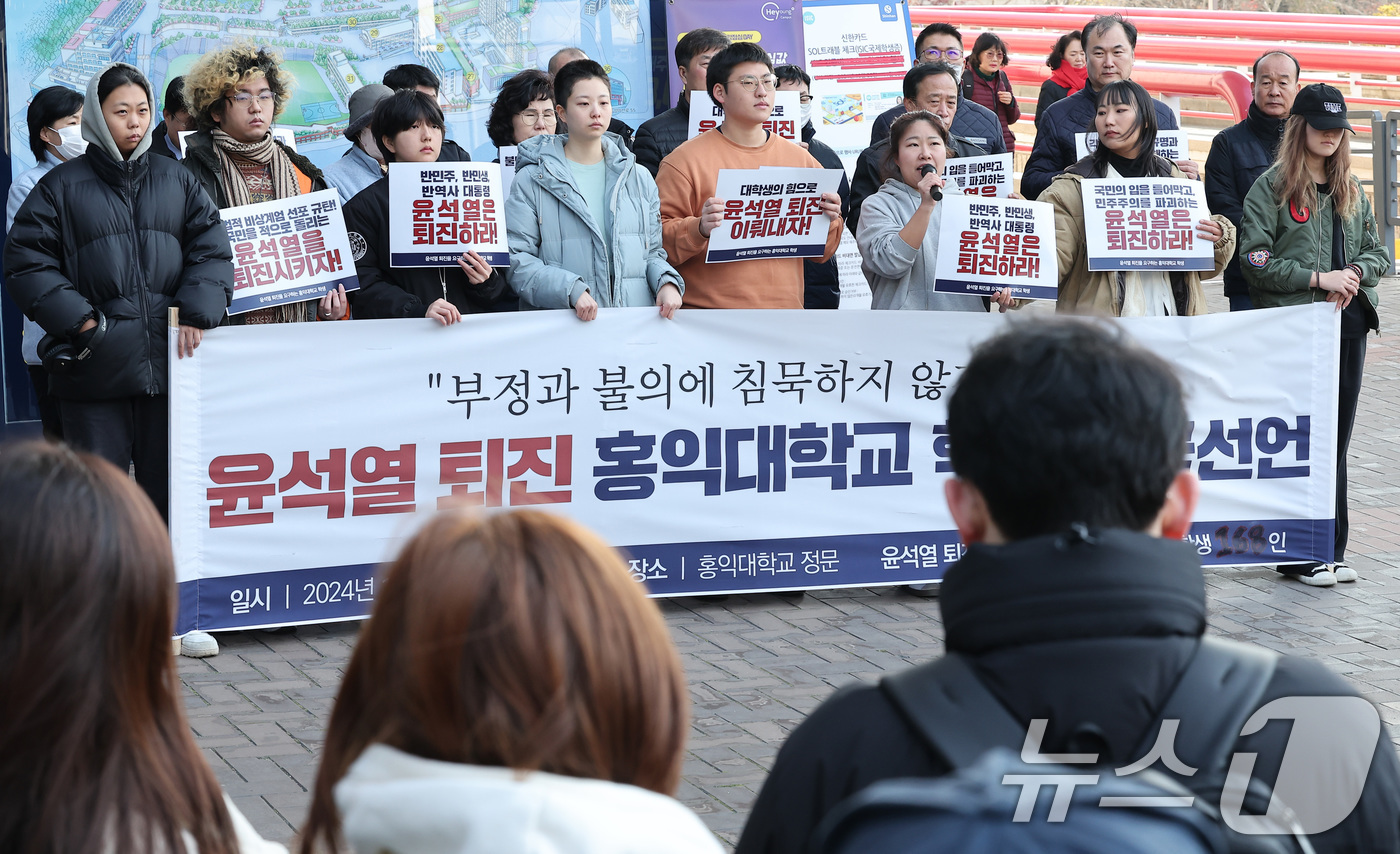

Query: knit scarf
[1049,63,1088,96]
[210,128,298,207]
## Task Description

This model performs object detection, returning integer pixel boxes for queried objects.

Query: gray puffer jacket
[505,132,682,310]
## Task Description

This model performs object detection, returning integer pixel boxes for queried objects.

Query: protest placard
[688,90,803,142]
[221,189,359,315]
[705,167,841,263]
[1082,178,1214,271]
[499,145,519,201]
[179,127,297,156]
[933,194,1058,300]
[1075,129,1188,162]
[170,305,1338,632]
[388,161,508,268]
[942,152,1013,198]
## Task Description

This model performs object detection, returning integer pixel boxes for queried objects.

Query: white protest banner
[170,305,1337,633]
[388,161,508,268]
[179,127,297,156]
[1075,130,1189,162]
[943,152,1013,198]
[498,145,518,201]
[1082,178,1213,271]
[222,189,359,315]
[706,167,841,263]
[688,90,803,142]
[933,194,1058,300]
[802,0,915,169]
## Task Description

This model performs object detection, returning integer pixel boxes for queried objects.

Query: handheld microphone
[919,164,943,201]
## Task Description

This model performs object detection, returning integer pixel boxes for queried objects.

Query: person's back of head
[382,63,441,96]
[0,442,239,854]
[299,509,690,854]
[946,320,1191,541]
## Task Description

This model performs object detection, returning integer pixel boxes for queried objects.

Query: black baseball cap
[1291,83,1353,133]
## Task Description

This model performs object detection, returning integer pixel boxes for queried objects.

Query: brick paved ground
[181,281,1400,850]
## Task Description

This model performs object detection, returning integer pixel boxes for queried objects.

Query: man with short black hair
[867,22,1002,153]
[1022,13,1187,199]
[634,27,731,176]
[656,43,842,308]
[1205,50,1301,311]
[846,62,992,235]
[735,320,1400,854]
[150,76,191,159]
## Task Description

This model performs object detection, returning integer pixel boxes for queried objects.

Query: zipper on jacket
[125,159,157,395]
[440,268,447,304]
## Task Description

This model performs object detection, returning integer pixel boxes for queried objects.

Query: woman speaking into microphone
[855,110,1014,312]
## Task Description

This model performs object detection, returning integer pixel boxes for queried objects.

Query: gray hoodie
[82,62,154,163]
[855,178,986,313]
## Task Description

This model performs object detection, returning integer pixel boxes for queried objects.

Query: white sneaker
[904,583,941,598]
[179,630,219,658]
[1279,563,1337,587]
[1333,562,1358,583]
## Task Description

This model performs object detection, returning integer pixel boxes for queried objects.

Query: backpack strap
[880,653,1026,768]
[1133,636,1279,779]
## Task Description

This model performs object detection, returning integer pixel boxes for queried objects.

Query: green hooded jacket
[1238,164,1384,330]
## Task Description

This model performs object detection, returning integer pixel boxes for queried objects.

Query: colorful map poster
[5,0,656,176]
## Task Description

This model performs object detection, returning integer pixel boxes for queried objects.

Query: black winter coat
[3,146,233,400]
[735,530,1400,854]
[801,123,850,309]
[342,178,506,318]
[182,129,329,208]
[1205,103,1286,298]
[1021,83,1179,200]
[869,98,1007,155]
[846,133,987,236]
[634,94,692,177]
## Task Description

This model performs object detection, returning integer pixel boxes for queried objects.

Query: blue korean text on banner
[170,305,1340,633]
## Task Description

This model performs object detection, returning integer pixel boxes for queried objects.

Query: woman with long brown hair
[1238,83,1387,587]
[299,509,720,854]
[0,442,284,854]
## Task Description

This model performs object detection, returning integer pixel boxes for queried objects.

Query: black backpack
[812,637,1316,854]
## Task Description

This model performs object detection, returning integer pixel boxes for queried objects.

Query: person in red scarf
[1036,31,1087,128]
[961,33,1020,151]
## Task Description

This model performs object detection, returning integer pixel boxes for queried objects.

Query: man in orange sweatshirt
[657,43,843,309]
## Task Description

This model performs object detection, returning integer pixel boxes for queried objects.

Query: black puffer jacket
[3,65,232,401]
[802,124,850,309]
[342,178,506,318]
[633,94,692,177]
[1021,83,1179,200]
[736,529,1400,854]
[183,129,328,208]
[1205,103,1286,299]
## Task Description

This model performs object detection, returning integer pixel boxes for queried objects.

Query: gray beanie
[345,83,393,140]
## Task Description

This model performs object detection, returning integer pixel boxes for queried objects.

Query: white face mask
[48,124,88,160]
[800,101,813,126]
[358,126,385,164]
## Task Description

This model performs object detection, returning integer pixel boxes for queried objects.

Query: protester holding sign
[343,91,506,324]
[298,510,722,854]
[657,43,841,308]
[1040,82,1232,317]
[505,60,682,320]
[182,44,346,324]
[776,64,849,310]
[3,62,232,520]
[856,111,1013,313]
[1239,84,1387,587]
